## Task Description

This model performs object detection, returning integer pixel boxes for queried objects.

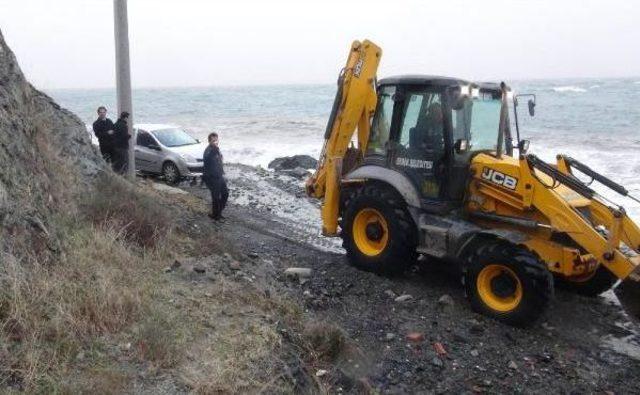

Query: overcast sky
[0,0,638,89]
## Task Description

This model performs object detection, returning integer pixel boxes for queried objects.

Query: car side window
[137,131,155,147]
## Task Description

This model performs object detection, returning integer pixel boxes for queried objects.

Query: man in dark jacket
[202,132,229,220]
[112,112,131,174]
[92,106,115,163]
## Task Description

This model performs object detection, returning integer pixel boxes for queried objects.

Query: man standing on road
[92,106,115,163]
[112,112,131,175]
[203,132,229,220]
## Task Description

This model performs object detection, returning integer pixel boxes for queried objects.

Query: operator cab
[366,75,512,213]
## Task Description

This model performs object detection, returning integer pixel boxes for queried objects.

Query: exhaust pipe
[614,266,640,323]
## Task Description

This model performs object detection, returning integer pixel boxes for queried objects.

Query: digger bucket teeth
[614,267,640,323]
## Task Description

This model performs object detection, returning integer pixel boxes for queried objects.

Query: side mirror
[196,139,200,143]
[528,99,536,116]
[148,144,161,151]
[454,139,469,154]
[518,139,530,154]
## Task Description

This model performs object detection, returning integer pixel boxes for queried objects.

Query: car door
[135,130,163,174]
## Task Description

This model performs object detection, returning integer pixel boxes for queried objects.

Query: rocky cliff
[0,29,103,257]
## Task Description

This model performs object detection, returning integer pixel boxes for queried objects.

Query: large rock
[0,29,103,251]
[268,155,318,171]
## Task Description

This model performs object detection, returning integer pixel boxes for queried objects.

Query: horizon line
[41,74,640,91]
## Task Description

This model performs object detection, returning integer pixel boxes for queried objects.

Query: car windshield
[151,128,198,147]
[451,91,503,152]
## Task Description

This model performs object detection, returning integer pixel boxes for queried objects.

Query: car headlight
[180,154,196,162]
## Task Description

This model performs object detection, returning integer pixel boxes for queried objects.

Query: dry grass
[83,174,172,249]
[303,322,349,363]
[0,171,344,393]
[0,224,149,391]
[0,173,181,392]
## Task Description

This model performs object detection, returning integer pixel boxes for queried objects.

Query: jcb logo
[481,167,518,190]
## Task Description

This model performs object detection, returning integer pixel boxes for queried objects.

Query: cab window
[397,91,443,153]
[368,86,395,155]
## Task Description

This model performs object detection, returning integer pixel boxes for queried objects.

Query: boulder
[268,155,318,171]
[281,167,311,179]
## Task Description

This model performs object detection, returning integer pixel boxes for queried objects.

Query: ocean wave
[552,86,587,93]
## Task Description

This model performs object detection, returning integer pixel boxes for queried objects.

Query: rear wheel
[341,184,417,276]
[555,265,618,297]
[163,162,180,185]
[464,242,553,327]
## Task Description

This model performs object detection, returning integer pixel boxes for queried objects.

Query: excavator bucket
[614,268,640,323]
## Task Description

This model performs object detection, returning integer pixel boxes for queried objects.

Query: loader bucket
[614,269,640,323]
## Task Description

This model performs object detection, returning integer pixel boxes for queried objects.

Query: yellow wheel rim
[476,264,523,313]
[352,208,389,257]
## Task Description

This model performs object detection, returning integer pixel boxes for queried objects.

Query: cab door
[390,87,447,201]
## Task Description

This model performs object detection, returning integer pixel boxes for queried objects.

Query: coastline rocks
[268,155,318,171]
[268,155,318,179]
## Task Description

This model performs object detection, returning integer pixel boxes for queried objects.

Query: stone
[406,332,425,342]
[508,360,518,370]
[284,267,312,279]
[433,342,447,356]
[229,260,241,270]
[385,333,396,341]
[163,266,173,273]
[431,357,444,368]
[394,294,414,303]
[469,319,485,334]
[193,265,206,274]
[470,349,480,357]
[315,369,328,377]
[384,289,397,298]
[437,294,455,309]
[268,155,318,171]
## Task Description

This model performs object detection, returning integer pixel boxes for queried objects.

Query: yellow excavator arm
[305,40,382,235]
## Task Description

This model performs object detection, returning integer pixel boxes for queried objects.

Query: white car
[134,124,208,184]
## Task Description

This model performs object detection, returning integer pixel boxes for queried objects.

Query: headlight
[180,154,196,162]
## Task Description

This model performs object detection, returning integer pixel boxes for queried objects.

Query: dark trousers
[204,177,229,218]
[99,143,115,164]
[113,147,129,175]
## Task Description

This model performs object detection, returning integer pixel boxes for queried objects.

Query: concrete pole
[113,0,136,180]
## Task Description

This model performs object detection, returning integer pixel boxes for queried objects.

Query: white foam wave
[553,86,587,93]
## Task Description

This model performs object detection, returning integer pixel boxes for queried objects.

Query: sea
[47,77,640,220]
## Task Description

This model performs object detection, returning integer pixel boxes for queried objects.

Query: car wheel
[163,162,180,185]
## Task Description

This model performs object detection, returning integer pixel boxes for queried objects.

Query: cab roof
[378,74,506,92]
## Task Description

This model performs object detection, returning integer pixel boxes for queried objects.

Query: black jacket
[203,145,224,179]
[113,118,130,149]
[92,118,115,145]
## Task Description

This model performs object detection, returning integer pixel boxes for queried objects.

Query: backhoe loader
[306,40,640,326]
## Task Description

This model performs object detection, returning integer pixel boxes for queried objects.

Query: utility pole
[113,0,135,180]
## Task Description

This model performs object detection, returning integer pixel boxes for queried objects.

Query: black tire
[464,242,553,327]
[340,183,417,276]
[555,266,618,297]
[163,161,180,185]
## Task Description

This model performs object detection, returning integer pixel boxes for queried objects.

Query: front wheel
[464,242,554,327]
[163,162,180,185]
[340,184,417,276]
